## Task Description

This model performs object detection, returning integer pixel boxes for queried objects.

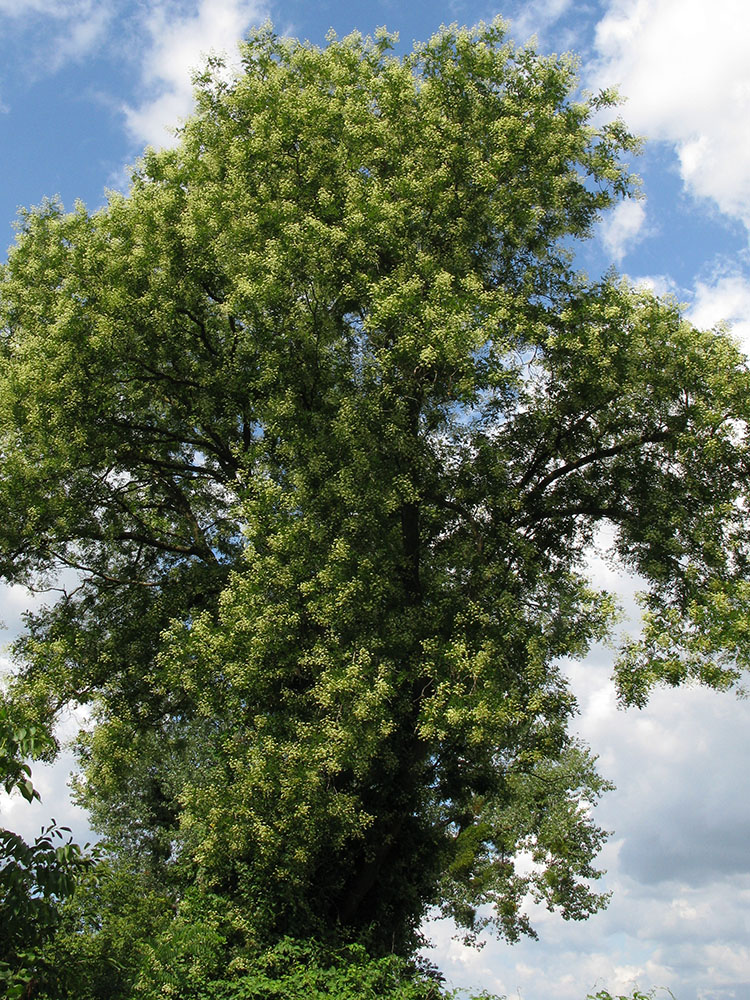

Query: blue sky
[1,2,749,999]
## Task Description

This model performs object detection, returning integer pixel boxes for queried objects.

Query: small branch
[48,549,159,588]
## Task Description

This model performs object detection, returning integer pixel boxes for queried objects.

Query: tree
[0,18,748,970]
[0,703,92,998]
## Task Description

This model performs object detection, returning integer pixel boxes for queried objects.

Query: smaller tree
[0,702,92,999]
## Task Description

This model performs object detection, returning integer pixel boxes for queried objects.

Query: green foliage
[0,702,93,998]
[37,877,492,1000]
[1,703,49,804]
[33,859,178,1000]
[136,937,491,1000]
[0,16,747,977]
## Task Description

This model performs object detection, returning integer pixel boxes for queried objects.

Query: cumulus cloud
[599,197,649,263]
[600,692,750,886]
[421,536,750,1000]
[688,271,750,355]
[425,676,750,1000]
[0,583,48,639]
[122,0,267,148]
[626,268,750,358]
[590,0,750,229]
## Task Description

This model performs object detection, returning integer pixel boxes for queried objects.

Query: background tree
[0,17,748,978]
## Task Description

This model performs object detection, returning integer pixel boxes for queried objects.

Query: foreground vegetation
[1,16,745,1000]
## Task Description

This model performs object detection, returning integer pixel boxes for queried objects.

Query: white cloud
[0,720,94,846]
[1,578,92,844]
[628,273,678,299]
[1,583,45,639]
[590,0,750,228]
[510,0,573,45]
[0,0,63,13]
[505,0,588,54]
[625,268,750,358]
[424,677,750,1000]
[0,0,266,139]
[48,2,112,69]
[122,0,267,148]
[599,197,648,263]
[1,627,93,846]
[422,529,750,1000]
[0,0,113,75]
[0,747,91,842]
[688,271,750,356]
[0,0,115,102]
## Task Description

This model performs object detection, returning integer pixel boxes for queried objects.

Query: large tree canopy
[1,19,749,972]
